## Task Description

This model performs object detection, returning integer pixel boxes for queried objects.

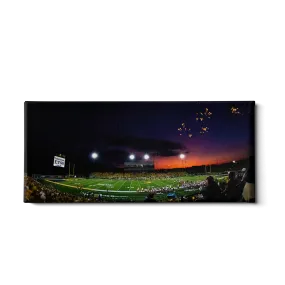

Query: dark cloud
[101,149,130,165]
[107,136,187,157]
[157,149,181,157]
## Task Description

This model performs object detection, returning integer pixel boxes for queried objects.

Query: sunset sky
[26,101,254,174]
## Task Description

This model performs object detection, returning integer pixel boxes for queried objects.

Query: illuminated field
[47,175,208,192]
[43,175,209,202]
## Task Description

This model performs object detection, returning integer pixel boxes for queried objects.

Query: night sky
[25,101,254,175]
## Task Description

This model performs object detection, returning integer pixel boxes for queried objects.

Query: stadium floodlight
[129,154,135,160]
[91,152,98,159]
[144,154,150,160]
[179,154,185,159]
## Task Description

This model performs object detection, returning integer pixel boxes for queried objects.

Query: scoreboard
[124,161,154,172]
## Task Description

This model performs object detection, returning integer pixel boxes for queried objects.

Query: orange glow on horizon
[154,149,249,169]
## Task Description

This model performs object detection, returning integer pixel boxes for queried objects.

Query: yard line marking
[45,179,137,193]
[110,180,123,189]
[129,180,133,191]
[65,178,106,188]
[159,179,177,186]
[46,176,206,194]
[113,180,125,191]
[151,181,166,188]
[92,179,113,185]
[117,180,128,191]
[89,179,120,190]
[156,180,173,187]
[134,180,139,191]
[137,180,142,191]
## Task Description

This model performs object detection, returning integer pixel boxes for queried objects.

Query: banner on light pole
[53,156,65,168]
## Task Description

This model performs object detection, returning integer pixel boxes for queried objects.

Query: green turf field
[43,175,208,202]
[46,175,207,192]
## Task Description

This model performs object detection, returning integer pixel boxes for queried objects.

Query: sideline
[45,179,138,193]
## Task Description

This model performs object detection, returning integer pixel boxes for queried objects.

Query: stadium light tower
[179,153,186,169]
[144,154,150,160]
[179,153,185,159]
[91,152,98,159]
[129,154,135,160]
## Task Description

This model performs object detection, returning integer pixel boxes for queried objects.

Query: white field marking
[67,179,106,188]
[158,179,177,186]
[154,180,172,187]
[109,180,126,191]
[141,181,156,190]
[156,180,178,187]
[88,179,123,191]
[107,180,124,191]
[133,180,140,190]
[89,179,114,188]
[94,181,113,189]
[84,179,111,187]
[129,180,133,191]
[138,180,147,190]
[131,180,137,190]
[130,180,138,190]
[117,180,129,191]
[118,180,129,191]
[137,180,143,191]
[96,179,125,186]
[109,180,123,189]
[45,179,137,193]
[150,181,166,189]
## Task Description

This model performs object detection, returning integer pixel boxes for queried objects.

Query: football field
[41,175,207,200]
[46,175,207,192]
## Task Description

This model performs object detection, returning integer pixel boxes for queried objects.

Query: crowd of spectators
[196,173,248,202]
[138,171,251,202]
[24,177,102,203]
[137,180,206,194]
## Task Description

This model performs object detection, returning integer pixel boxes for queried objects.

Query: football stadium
[42,173,208,202]
[25,157,248,202]
[24,101,255,203]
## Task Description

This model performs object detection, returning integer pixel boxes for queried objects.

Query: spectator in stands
[242,156,255,202]
[226,172,241,202]
[144,193,157,202]
[218,180,227,192]
[39,190,46,202]
[235,168,246,199]
[202,176,223,202]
